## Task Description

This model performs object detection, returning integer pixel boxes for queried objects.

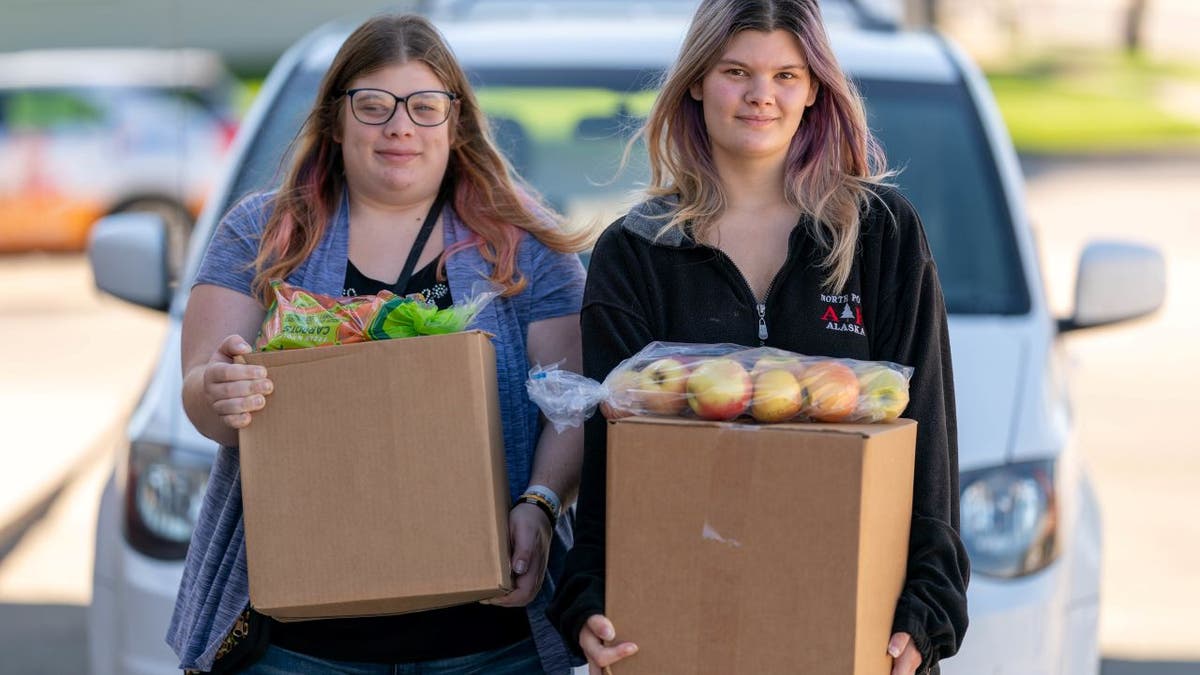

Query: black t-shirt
[341,256,454,308]
[267,254,532,664]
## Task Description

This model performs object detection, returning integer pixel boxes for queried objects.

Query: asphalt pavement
[1024,153,1200,660]
[0,253,165,537]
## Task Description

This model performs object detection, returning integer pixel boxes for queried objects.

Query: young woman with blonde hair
[548,1,969,673]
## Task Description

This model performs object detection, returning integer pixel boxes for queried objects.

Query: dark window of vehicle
[859,78,1030,315]
[467,67,661,220]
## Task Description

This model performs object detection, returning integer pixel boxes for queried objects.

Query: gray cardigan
[166,191,585,673]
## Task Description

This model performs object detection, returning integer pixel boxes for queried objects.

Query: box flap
[243,329,492,368]
[854,422,917,673]
[611,415,915,438]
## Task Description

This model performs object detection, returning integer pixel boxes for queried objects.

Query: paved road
[0,253,166,526]
[1024,153,1200,662]
[0,253,165,674]
[1,155,1198,672]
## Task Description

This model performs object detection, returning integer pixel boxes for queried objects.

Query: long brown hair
[642,0,893,292]
[251,14,591,305]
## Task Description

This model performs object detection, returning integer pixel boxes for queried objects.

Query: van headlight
[959,459,1058,578]
[123,441,212,560]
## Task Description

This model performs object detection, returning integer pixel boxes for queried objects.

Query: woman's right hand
[203,334,273,430]
[580,614,638,674]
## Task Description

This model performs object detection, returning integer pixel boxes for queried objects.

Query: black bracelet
[515,494,557,526]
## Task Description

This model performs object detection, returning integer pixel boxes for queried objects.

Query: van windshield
[222,64,1027,316]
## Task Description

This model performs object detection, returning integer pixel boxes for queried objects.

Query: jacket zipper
[712,249,783,346]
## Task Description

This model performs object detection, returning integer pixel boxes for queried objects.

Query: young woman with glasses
[168,14,589,674]
[548,1,970,674]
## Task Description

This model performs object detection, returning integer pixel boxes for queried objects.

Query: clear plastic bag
[527,342,913,430]
[256,279,501,351]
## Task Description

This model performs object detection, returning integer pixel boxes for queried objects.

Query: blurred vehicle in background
[86,2,1165,674]
[0,48,239,278]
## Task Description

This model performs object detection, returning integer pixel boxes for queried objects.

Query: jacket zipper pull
[756,303,768,342]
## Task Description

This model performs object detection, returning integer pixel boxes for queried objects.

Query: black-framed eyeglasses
[338,88,457,127]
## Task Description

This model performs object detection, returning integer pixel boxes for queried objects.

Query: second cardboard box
[606,416,917,674]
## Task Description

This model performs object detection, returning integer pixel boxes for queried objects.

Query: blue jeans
[241,638,543,674]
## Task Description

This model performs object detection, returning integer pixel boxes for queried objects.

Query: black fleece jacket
[546,186,970,672]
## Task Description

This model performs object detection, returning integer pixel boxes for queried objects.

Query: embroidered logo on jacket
[820,293,866,336]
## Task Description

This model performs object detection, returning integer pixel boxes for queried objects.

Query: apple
[637,358,690,416]
[797,361,860,422]
[601,368,642,420]
[856,365,910,422]
[750,368,804,422]
[751,355,806,379]
[687,358,753,421]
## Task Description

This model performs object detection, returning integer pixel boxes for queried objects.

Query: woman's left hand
[888,632,923,675]
[480,502,553,607]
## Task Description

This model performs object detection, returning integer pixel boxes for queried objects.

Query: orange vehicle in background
[0,48,239,270]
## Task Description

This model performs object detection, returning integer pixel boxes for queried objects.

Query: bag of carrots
[255,280,499,351]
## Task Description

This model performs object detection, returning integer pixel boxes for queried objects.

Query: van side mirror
[87,212,171,312]
[1058,240,1165,333]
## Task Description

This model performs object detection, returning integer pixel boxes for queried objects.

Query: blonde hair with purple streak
[642,0,893,292]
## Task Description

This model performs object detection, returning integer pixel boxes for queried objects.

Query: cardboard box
[238,330,512,621]
[606,417,916,675]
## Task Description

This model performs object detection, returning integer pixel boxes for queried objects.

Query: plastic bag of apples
[527,341,913,432]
